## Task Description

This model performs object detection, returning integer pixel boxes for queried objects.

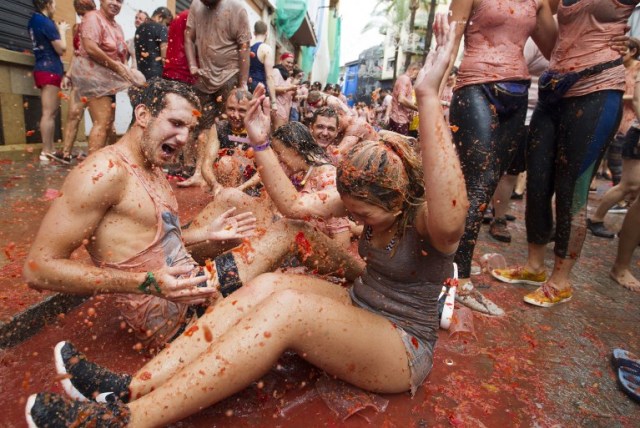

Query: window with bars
[0,0,35,53]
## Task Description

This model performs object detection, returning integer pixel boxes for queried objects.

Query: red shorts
[33,71,62,89]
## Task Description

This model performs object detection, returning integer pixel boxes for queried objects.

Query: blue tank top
[249,42,267,92]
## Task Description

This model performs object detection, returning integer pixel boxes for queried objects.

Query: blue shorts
[349,287,434,395]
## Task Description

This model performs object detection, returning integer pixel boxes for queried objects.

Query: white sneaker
[608,204,628,214]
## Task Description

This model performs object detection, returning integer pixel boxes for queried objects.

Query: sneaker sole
[25,394,38,428]
[491,270,545,286]
[523,294,572,308]
[54,341,90,402]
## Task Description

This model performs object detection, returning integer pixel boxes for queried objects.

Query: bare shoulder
[60,149,128,207]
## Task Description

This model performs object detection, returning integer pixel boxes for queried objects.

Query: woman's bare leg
[178,132,207,187]
[87,96,114,153]
[591,159,640,222]
[493,174,517,219]
[40,85,60,154]
[127,288,410,427]
[129,273,351,396]
[611,195,640,291]
[62,88,85,157]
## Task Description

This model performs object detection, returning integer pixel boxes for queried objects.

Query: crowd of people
[22,0,640,425]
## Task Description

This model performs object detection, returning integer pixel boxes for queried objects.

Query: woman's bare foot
[610,267,640,292]
[177,172,206,188]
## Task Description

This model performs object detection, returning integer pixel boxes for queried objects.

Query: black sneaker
[47,152,71,165]
[586,219,615,239]
[25,392,130,428]
[54,341,132,403]
[489,217,512,243]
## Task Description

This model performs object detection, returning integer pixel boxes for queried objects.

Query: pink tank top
[550,0,636,98]
[456,0,540,89]
[91,147,197,349]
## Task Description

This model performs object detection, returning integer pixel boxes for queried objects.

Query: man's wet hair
[272,122,330,166]
[254,20,268,35]
[140,78,201,117]
[152,7,173,22]
[311,107,339,129]
[307,90,323,105]
[227,87,253,104]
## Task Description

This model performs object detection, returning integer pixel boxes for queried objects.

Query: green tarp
[275,0,308,38]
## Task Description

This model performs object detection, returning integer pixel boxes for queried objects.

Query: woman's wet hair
[337,133,424,234]
[33,0,52,10]
[140,78,201,117]
[272,122,330,166]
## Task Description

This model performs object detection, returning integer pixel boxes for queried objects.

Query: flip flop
[617,367,640,403]
[455,284,504,317]
[612,349,640,376]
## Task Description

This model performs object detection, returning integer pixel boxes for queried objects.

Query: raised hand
[414,13,457,97]
[57,21,70,33]
[245,85,272,146]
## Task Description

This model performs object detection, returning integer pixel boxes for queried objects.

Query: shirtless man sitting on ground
[24,79,361,351]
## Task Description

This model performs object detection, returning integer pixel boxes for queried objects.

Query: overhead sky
[339,0,385,65]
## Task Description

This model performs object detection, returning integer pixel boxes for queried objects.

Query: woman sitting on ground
[26,16,468,427]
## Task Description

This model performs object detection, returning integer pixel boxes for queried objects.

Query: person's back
[135,8,170,81]
[135,20,167,80]
[28,12,63,75]
[162,10,195,85]
[187,0,251,93]
[248,41,266,90]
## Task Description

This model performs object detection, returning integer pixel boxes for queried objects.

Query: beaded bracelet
[137,272,162,295]
[253,139,271,152]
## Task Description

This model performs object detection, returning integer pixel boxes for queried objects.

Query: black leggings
[450,83,528,278]
[526,90,623,258]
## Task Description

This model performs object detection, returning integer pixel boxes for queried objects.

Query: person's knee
[216,157,236,182]
[268,288,308,313]
[625,181,640,194]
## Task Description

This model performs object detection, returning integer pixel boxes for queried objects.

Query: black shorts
[194,77,239,134]
[622,127,640,160]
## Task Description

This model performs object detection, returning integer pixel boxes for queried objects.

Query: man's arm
[83,37,126,75]
[23,154,147,294]
[160,42,168,61]
[261,44,278,106]
[185,24,200,76]
[51,22,69,56]
[238,42,250,89]
[23,154,214,301]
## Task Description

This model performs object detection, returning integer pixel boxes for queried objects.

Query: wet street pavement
[1,147,639,427]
